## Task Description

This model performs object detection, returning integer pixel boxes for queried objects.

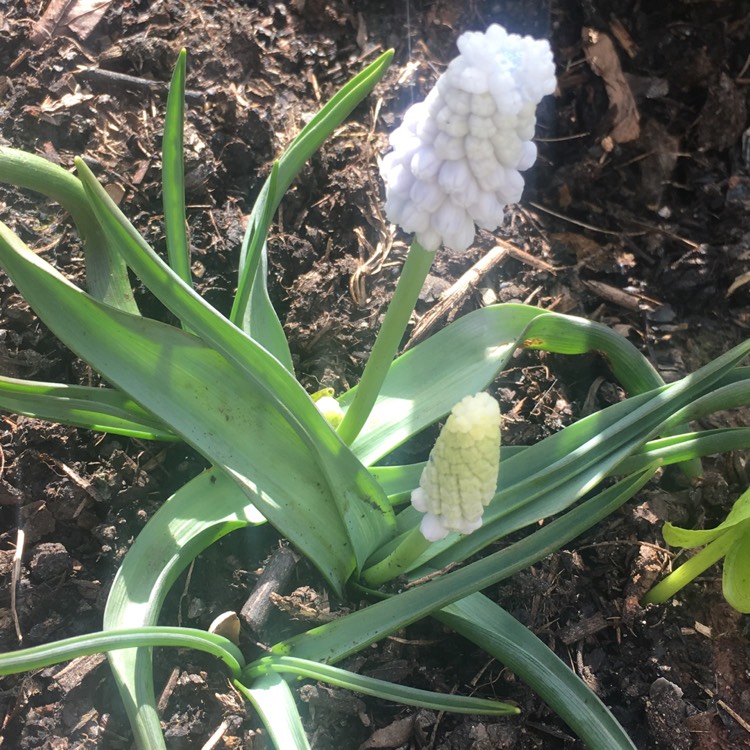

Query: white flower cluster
[380,24,556,253]
[412,392,501,541]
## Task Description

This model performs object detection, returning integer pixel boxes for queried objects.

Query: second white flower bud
[411,392,501,541]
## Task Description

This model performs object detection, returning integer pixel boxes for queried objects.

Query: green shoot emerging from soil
[1,29,750,750]
[644,484,750,612]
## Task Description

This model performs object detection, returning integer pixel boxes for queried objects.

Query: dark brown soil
[2,1,750,748]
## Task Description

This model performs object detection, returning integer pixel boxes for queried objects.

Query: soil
[1,1,750,748]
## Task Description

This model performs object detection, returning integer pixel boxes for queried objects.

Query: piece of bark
[558,611,610,645]
[31,0,113,46]
[240,545,298,635]
[359,716,416,749]
[405,240,556,347]
[622,544,666,627]
[583,27,640,144]
[49,653,105,694]
[584,279,658,313]
[75,67,206,104]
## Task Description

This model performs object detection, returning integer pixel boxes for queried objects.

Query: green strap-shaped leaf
[0,375,176,440]
[234,672,312,750]
[0,146,138,312]
[232,163,288,369]
[437,595,637,750]
[0,626,245,679]
[643,529,739,607]
[662,522,732,548]
[616,427,750,475]
[273,471,653,663]
[162,48,191,287]
[663,475,750,548]
[723,524,750,613]
[230,160,279,351]
[368,462,424,498]
[0,221,356,589]
[245,655,519,716]
[245,240,292,369]
[75,160,395,572]
[102,468,263,750]
[646,482,750,612]
[231,50,393,366]
[346,304,670,466]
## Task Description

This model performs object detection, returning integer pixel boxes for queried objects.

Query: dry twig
[405,240,557,347]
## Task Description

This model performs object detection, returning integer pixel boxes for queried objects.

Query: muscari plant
[2,24,750,750]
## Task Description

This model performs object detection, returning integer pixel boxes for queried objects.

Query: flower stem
[361,526,433,587]
[337,240,434,446]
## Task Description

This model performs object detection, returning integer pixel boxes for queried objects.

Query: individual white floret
[475,167,507,194]
[388,128,421,159]
[400,206,430,234]
[491,133,524,169]
[488,73,515,105]
[433,133,466,160]
[516,141,538,171]
[411,392,501,541]
[438,160,474,196]
[410,146,442,181]
[402,101,426,129]
[469,192,506,230]
[384,192,408,221]
[442,88,472,116]
[410,179,445,212]
[456,65,490,94]
[432,204,475,251]
[414,113,439,142]
[516,119,537,142]
[414,226,442,253]
[470,92,497,118]
[465,135,495,163]
[496,169,525,204]
[380,23,556,253]
[383,162,412,195]
[468,114,497,138]
[436,106,471,137]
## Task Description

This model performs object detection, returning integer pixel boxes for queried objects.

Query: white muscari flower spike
[380,24,556,253]
[412,392,501,541]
